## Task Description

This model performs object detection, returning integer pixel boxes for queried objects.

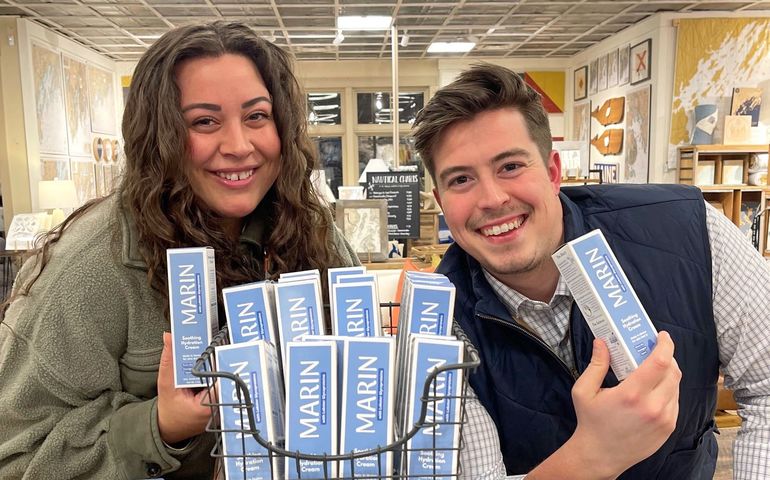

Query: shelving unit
[677,145,770,257]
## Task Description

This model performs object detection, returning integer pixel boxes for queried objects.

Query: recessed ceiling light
[427,41,476,53]
[337,15,392,31]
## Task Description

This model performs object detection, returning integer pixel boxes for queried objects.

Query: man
[412,64,770,478]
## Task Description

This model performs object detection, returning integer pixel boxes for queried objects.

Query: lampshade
[38,179,78,210]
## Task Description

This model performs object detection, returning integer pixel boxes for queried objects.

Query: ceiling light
[332,30,345,46]
[427,41,476,53]
[486,27,496,35]
[400,31,409,48]
[337,15,392,30]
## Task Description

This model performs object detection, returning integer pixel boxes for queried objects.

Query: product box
[339,337,396,478]
[215,341,284,479]
[284,340,338,479]
[167,247,219,388]
[552,229,658,380]
[274,278,325,370]
[331,280,381,337]
[223,281,277,345]
[328,266,367,286]
[401,334,463,478]
[279,269,321,283]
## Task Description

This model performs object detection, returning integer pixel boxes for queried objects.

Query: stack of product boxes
[167,248,465,480]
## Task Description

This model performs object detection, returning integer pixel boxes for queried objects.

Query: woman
[0,21,356,479]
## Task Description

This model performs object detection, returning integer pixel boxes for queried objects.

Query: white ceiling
[4,0,770,61]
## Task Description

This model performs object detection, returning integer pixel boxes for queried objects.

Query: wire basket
[192,302,480,479]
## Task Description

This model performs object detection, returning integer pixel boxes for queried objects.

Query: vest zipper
[476,312,579,381]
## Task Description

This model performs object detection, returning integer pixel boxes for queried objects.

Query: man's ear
[433,187,443,210]
[548,150,562,193]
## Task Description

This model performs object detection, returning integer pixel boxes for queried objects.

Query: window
[312,136,343,197]
[307,93,341,125]
[356,92,424,125]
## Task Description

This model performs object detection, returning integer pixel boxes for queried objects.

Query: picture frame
[722,159,745,185]
[589,59,598,95]
[598,54,608,91]
[574,66,588,101]
[607,49,619,88]
[335,199,389,262]
[695,160,716,185]
[630,39,652,85]
[618,44,630,86]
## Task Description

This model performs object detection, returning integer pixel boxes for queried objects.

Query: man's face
[432,108,563,286]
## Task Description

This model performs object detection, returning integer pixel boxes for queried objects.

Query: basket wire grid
[192,302,481,479]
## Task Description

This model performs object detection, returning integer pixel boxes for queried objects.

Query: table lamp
[38,179,78,227]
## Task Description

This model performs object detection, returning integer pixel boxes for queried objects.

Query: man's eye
[450,175,469,186]
[503,163,519,172]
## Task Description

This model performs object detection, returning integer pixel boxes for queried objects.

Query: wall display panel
[31,43,68,155]
[625,85,651,183]
[669,18,770,168]
[62,55,92,156]
[87,64,117,135]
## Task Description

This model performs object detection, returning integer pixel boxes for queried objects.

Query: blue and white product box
[552,229,658,380]
[331,280,381,337]
[167,247,219,388]
[401,335,463,478]
[279,269,321,283]
[215,341,284,480]
[395,279,456,410]
[223,281,277,345]
[328,266,366,286]
[339,337,396,478]
[275,278,325,369]
[284,341,338,479]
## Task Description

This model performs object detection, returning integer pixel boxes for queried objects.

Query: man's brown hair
[412,63,552,183]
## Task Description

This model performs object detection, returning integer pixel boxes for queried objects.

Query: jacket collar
[118,189,274,270]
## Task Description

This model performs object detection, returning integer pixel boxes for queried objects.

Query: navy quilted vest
[438,184,719,479]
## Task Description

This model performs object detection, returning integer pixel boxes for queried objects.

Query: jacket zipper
[476,312,579,381]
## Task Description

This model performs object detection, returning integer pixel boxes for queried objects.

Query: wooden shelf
[677,145,770,257]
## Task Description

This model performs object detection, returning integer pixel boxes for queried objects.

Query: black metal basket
[192,302,480,479]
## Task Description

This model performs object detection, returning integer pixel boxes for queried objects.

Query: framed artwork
[31,43,68,155]
[607,49,619,88]
[62,55,92,156]
[70,156,96,206]
[574,66,588,101]
[598,54,608,91]
[730,87,762,126]
[87,64,117,135]
[624,85,651,183]
[572,101,591,142]
[722,159,745,184]
[723,115,752,144]
[40,155,70,181]
[630,39,652,85]
[618,44,630,86]
[589,59,598,95]
[695,160,716,185]
[335,199,389,262]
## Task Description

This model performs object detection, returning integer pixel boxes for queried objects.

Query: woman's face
[176,53,281,230]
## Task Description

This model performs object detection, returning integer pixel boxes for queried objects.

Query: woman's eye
[192,117,216,127]
[247,111,271,122]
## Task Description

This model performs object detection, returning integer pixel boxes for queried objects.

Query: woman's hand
[156,332,213,444]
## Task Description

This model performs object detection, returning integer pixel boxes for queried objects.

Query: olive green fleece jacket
[0,193,358,480]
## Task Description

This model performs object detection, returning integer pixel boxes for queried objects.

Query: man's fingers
[628,331,676,389]
[573,339,611,400]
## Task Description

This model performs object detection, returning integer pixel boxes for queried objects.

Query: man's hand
[156,332,213,444]
[529,331,682,479]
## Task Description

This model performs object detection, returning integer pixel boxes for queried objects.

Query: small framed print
[335,199,389,262]
[722,159,745,185]
[630,39,652,85]
[574,66,588,101]
[695,160,716,186]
